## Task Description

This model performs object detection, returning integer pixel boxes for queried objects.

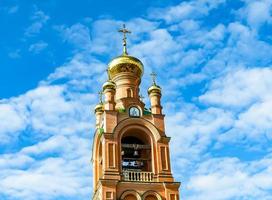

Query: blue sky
[1,0,272,199]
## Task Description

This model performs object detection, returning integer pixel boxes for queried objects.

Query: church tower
[92,24,180,200]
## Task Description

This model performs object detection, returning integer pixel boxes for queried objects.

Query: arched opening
[120,190,141,200]
[123,194,137,200]
[121,130,152,172]
[145,195,158,200]
[142,191,162,200]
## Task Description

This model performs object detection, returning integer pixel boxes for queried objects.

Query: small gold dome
[148,84,161,95]
[108,55,144,79]
[102,80,116,91]
[94,103,103,113]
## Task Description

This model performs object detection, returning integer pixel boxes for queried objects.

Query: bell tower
[92,24,180,200]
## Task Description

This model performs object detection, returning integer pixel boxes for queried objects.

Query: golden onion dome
[102,80,116,91]
[107,54,144,79]
[148,84,161,95]
[94,103,103,113]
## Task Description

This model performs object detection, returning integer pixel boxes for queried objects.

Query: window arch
[120,190,141,200]
[124,194,137,200]
[145,195,158,200]
[142,191,162,200]
[114,118,162,178]
[121,129,152,172]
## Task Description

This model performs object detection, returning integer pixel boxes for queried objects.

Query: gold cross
[98,91,103,103]
[118,24,131,55]
[150,72,157,85]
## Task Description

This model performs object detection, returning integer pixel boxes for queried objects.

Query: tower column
[112,73,140,105]
[148,72,163,115]
[148,87,162,114]
[94,102,103,128]
[103,80,116,111]
[92,25,180,200]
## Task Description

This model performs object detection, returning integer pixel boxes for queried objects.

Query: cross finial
[98,90,103,103]
[118,24,131,55]
[150,72,157,85]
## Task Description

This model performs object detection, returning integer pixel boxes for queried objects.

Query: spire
[150,71,157,86]
[118,24,131,55]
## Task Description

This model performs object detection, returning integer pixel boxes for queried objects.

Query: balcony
[122,170,154,182]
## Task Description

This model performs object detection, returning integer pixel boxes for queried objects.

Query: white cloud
[0,129,91,200]
[170,19,200,32]
[45,53,105,83]
[187,156,272,200]
[0,154,34,169]
[0,103,26,143]
[166,106,234,159]
[25,10,49,37]
[0,157,90,200]
[199,67,272,107]
[198,67,272,145]
[29,41,48,53]
[149,0,226,23]
[89,19,122,55]
[21,135,68,155]
[239,0,272,29]
[56,23,91,50]
[131,28,179,69]
[26,85,91,136]
[0,82,94,146]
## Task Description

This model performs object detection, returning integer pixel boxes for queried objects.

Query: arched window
[127,88,133,98]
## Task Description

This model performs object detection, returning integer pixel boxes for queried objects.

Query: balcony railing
[122,170,154,182]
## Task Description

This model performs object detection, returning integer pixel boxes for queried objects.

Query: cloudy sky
[1,0,272,199]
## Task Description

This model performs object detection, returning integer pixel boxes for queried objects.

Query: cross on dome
[150,72,157,85]
[118,24,131,55]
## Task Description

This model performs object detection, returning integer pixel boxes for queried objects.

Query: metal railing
[122,143,151,149]
[122,170,154,182]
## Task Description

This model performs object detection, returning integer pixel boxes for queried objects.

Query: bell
[133,150,139,156]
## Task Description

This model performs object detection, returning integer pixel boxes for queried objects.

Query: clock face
[129,106,140,117]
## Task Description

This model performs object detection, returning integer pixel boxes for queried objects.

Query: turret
[148,72,162,115]
[94,92,104,128]
[102,78,116,111]
[94,103,103,128]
